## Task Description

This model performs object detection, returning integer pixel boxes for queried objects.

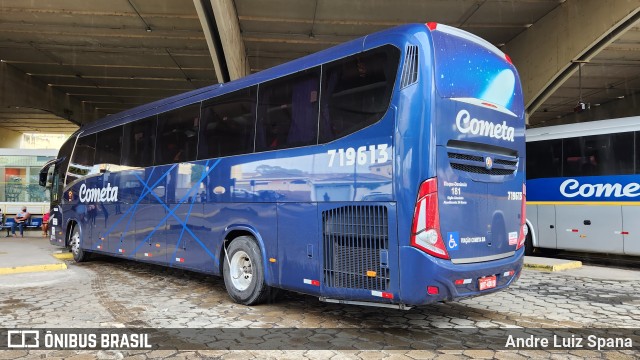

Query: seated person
[10,207,31,238]
[42,211,50,237]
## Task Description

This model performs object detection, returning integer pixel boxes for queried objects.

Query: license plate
[479,275,497,291]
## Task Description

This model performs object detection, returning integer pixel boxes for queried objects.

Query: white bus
[526,116,640,256]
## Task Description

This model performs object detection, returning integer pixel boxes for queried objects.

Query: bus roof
[78,23,430,136]
[526,115,640,142]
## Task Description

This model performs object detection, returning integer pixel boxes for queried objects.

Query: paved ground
[0,235,639,359]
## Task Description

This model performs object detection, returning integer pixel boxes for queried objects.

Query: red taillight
[411,178,450,259]
[505,54,513,65]
[426,22,438,31]
[427,286,439,295]
[516,183,527,250]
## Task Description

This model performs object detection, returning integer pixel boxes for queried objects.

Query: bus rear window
[431,29,524,117]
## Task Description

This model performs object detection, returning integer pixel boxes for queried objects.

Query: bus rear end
[400,23,526,305]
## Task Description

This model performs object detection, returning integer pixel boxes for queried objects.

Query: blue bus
[526,116,640,257]
[40,22,526,308]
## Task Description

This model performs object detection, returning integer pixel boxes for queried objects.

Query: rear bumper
[398,245,524,306]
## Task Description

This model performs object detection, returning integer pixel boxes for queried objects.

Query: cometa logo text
[455,109,515,142]
[78,183,119,203]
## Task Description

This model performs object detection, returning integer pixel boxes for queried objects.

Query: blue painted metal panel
[276,202,320,294]
[398,245,523,304]
[166,203,211,272]
[134,204,166,262]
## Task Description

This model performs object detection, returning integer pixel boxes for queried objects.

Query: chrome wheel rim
[71,231,80,256]
[229,250,252,291]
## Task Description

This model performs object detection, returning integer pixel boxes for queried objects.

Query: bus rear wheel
[69,225,89,263]
[524,226,535,256]
[223,236,270,305]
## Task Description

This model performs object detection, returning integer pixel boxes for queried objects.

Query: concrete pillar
[0,128,22,148]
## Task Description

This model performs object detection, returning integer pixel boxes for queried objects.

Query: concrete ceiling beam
[210,0,250,80]
[193,0,226,83]
[502,0,640,124]
[0,61,99,126]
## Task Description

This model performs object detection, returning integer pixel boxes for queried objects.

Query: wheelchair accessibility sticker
[447,232,459,251]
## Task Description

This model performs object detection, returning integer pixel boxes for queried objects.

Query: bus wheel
[69,225,89,263]
[524,227,534,256]
[223,236,270,305]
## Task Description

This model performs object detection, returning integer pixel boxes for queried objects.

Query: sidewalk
[0,233,68,275]
[524,255,640,281]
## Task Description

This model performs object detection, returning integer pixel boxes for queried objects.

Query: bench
[2,217,43,236]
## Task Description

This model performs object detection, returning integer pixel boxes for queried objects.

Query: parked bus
[40,22,526,308]
[526,116,640,257]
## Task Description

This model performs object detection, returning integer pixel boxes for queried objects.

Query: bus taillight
[411,178,450,259]
[516,183,527,250]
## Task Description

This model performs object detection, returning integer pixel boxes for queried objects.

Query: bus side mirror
[39,157,64,187]
[39,169,49,187]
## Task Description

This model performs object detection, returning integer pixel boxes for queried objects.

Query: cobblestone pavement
[0,256,639,359]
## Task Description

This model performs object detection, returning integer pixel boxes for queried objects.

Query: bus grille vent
[450,163,515,175]
[447,140,518,176]
[400,45,419,89]
[448,150,518,175]
[322,205,389,291]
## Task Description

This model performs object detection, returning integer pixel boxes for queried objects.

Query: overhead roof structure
[0,0,639,135]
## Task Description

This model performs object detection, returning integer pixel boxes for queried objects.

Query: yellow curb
[0,263,67,275]
[52,252,74,260]
[524,260,582,272]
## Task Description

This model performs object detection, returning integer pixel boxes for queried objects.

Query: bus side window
[526,139,561,179]
[256,67,320,151]
[199,86,257,159]
[609,132,634,175]
[155,103,200,165]
[95,126,123,171]
[122,116,156,168]
[319,45,400,143]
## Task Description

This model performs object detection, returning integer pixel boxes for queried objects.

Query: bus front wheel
[223,236,270,305]
[69,225,89,262]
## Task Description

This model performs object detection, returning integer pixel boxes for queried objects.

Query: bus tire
[223,236,270,305]
[69,224,89,263]
[524,227,534,256]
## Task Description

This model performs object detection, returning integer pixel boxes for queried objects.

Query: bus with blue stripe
[40,22,525,308]
[526,116,640,257]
